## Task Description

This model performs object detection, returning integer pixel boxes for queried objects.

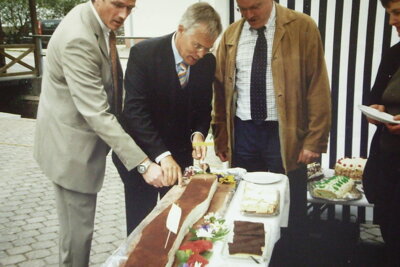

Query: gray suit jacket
[34,1,146,194]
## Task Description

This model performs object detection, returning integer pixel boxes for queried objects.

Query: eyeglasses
[236,2,263,13]
[192,41,214,53]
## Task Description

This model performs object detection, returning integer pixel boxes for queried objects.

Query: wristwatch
[137,159,151,174]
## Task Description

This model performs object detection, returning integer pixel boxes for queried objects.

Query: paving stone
[0,211,15,218]
[14,208,32,215]
[18,229,40,239]
[0,217,9,224]
[0,254,26,265]
[95,227,119,236]
[44,254,59,265]
[38,225,58,234]
[90,252,111,265]
[22,222,44,231]
[25,248,51,260]
[35,232,58,242]
[12,237,36,247]
[0,250,7,259]
[95,234,119,244]
[7,245,32,255]
[0,241,13,250]
[10,214,30,222]
[0,234,18,242]
[31,240,56,250]
[43,219,58,227]
[18,259,46,267]
[26,217,47,224]
[91,243,116,254]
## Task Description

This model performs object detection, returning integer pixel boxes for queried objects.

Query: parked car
[38,19,61,48]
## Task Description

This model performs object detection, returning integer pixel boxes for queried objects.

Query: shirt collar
[171,32,184,65]
[90,1,111,37]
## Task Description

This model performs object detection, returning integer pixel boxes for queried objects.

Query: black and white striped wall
[128,0,398,169]
[230,0,398,169]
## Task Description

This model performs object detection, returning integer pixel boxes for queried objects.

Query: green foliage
[0,0,86,43]
[37,0,87,18]
[0,0,30,42]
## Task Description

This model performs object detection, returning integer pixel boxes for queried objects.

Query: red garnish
[187,253,209,266]
[179,240,213,253]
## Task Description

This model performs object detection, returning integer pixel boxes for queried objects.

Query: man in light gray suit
[34,0,176,266]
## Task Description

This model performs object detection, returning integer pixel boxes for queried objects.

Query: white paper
[166,203,181,234]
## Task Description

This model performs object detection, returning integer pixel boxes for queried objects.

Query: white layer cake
[334,157,367,180]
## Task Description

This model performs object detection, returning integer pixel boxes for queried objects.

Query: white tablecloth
[103,173,290,267]
[208,173,290,267]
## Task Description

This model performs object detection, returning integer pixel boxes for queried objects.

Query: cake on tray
[228,221,266,258]
[312,175,355,199]
[334,157,367,180]
[123,174,218,267]
[240,182,279,216]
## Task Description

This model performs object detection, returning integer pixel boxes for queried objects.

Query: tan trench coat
[211,3,331,173]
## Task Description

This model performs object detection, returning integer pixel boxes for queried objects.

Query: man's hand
[367,104,385,125]
[192,133,207,161]
[385,114,400,135]
[142,163,165,188]
[297,149,320,164]
[217,151,229,162]
[160,155,182,186]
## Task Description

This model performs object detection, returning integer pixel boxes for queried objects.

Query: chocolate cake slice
[228,221,265,257]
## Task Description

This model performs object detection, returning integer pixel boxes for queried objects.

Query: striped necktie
[177,62,188,87]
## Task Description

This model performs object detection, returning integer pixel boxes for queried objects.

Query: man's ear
[177,24,185,34]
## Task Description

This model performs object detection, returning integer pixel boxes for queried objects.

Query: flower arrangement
[176,213,230,267]
[189,212,230,242]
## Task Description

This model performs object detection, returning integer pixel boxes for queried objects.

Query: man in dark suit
[112,2,222,235]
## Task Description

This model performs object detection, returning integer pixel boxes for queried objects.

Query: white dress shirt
[235,3,278,121]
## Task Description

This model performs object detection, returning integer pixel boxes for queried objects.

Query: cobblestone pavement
[0,115,126,266]
[0,113,384,267]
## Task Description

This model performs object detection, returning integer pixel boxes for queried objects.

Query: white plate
[243,172,282,184]
[359,104,400,124]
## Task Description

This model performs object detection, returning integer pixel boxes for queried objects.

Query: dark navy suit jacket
[113,33,215,186]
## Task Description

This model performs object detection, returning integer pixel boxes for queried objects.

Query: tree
[37,0,86,18]
[0,0,31,43]
[0,0,85,44]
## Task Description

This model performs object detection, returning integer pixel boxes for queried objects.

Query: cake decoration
[334,157,367,180]
[312,175,355,199]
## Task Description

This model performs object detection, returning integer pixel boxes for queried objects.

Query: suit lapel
[82,2,109,59]
[160,34,181,114]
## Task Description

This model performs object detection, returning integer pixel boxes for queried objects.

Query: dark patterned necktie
[109,31,122,116]
[250,26,267,121]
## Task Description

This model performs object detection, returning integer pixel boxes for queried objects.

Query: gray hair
[179,2,222,39]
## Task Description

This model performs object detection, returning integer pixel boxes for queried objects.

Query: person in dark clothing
[363,1,400,265]
[112,3,222,235]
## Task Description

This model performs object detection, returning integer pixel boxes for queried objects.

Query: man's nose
[196,49,208,59]
[118,8,131,20]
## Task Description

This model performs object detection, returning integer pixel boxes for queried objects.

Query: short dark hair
[380,0,395,7]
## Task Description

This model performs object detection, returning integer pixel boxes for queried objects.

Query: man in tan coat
[212,0,331,243]
[34,0,176,265]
